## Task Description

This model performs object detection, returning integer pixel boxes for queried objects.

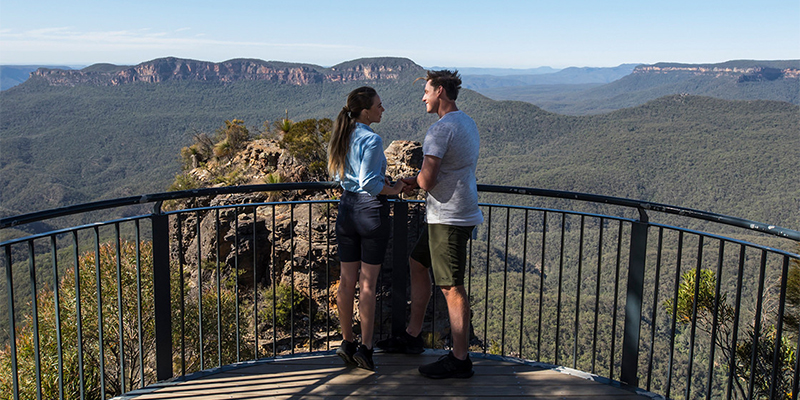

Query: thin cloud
[0,27,356,52]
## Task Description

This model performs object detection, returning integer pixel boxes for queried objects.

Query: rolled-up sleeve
[358,135,385,196]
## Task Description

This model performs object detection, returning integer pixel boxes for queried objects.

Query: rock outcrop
[167,138,424,352]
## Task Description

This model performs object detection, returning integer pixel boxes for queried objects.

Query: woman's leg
[337,261,360,342]
[357,262,382,348]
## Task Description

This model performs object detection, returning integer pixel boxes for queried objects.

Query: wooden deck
[118,350,660,399]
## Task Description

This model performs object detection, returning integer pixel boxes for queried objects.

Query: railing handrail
[2,182,799,242]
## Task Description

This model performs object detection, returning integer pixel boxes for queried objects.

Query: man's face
[422,80,440,114]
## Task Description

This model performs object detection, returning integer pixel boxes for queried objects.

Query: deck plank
[117,350,656,399]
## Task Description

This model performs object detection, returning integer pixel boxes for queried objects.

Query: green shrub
[259,283,308,331]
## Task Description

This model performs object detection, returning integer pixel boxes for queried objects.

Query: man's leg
[406,257,432,337]
[440,285,470,360]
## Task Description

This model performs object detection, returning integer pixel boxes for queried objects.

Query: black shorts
[336,191,390,265]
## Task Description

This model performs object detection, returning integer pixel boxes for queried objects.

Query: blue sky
[1,0,798,69]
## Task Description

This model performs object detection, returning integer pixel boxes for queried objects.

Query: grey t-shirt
[422,110,484,226]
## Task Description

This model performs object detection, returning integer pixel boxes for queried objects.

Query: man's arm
[403,155,441,192]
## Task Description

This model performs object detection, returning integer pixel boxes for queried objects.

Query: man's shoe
[336,340,357,366]
[353,345,375,371]
[375,331,424,354]
[418,351,474,379]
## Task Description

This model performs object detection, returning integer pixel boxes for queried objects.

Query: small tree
[666,266,798,399]
[278,118,332,180]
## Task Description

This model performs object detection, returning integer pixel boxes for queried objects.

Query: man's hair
[426,69,462,101]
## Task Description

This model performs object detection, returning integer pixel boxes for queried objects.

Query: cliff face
[30,57,422,87]
[633,65,800,81]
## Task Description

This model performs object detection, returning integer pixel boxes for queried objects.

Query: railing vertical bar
[254,206,259,359]
[290,204,295,354]
[215,209,222,368]
[50,235,64,400]
[686,234,705,399]
[176,215,186,376]
[391,200,409,338]
[114,223,127,393]
[592,218,605,374]
[151,208,172,382]
[483,206,492,354]
[621,213,649,387]
[609,221,624,381]
[769,256,790,400]
[748,250,769,399]
[27,240,42,400]
[270,204,275,357]
[196,210,204,370]
[574,215,585,369]
[519,209,529,359]
[666,230,685,399]
[501,208,510,355]
[537,211,547,361]
[234,208,241,363]
[135,220,144,388]
[706,240,726,400]
[326,202,331,351]
[308,203,313,351]
[727,244,747,400]
[555,213,566,366]
[646,227,664,391]
[72,230,85,400]
[5,244,20,400]
[93,227,105,398]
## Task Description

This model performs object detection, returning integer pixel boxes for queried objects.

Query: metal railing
[1,183,799,400]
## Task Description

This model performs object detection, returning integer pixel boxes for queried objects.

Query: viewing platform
[118,350,654,399]
[2,183,799,400]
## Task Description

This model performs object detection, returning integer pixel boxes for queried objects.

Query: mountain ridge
[28,57,424,87]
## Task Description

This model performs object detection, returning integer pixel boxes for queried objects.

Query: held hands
[400,176,419,194]
[383,177,407,196]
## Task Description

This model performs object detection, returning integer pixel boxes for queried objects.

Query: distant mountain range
[475,60,800,114]
[0,65,78,91]
[461,64,640,89]
[0,57,797,237]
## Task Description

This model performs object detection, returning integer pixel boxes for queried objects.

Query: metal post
[151,204,173,381]
[391,200,409,336]
[621,210,649,387]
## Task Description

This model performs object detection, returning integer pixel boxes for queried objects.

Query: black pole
[620,210,649,387]
[151,206,173,381]
[391,200,409,336]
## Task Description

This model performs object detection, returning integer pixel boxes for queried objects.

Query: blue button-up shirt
[337,123,386,196]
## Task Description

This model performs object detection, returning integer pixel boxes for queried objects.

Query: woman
[328,86,405,370]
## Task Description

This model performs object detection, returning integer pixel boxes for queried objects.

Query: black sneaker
[353,345,375,371]
[375,331,424,354]
[418,351,474,379]
[336,340,357,366]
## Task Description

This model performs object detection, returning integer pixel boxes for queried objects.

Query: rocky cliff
[30,57,423,87]
[633,63,800,81]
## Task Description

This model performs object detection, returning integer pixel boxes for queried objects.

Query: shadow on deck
[117,350,659,399]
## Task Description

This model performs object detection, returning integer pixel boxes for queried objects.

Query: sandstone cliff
[30,57,423,87]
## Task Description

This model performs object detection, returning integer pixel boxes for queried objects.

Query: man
[376,70,483,379]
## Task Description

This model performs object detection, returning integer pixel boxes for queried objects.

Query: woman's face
[360,95,384,124]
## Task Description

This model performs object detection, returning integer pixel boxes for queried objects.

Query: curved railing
[1,183,798,400]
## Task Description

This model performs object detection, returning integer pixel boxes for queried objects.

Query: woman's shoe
[336,340,357,366]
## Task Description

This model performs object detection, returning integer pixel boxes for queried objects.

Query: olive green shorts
[410,224,475,287]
